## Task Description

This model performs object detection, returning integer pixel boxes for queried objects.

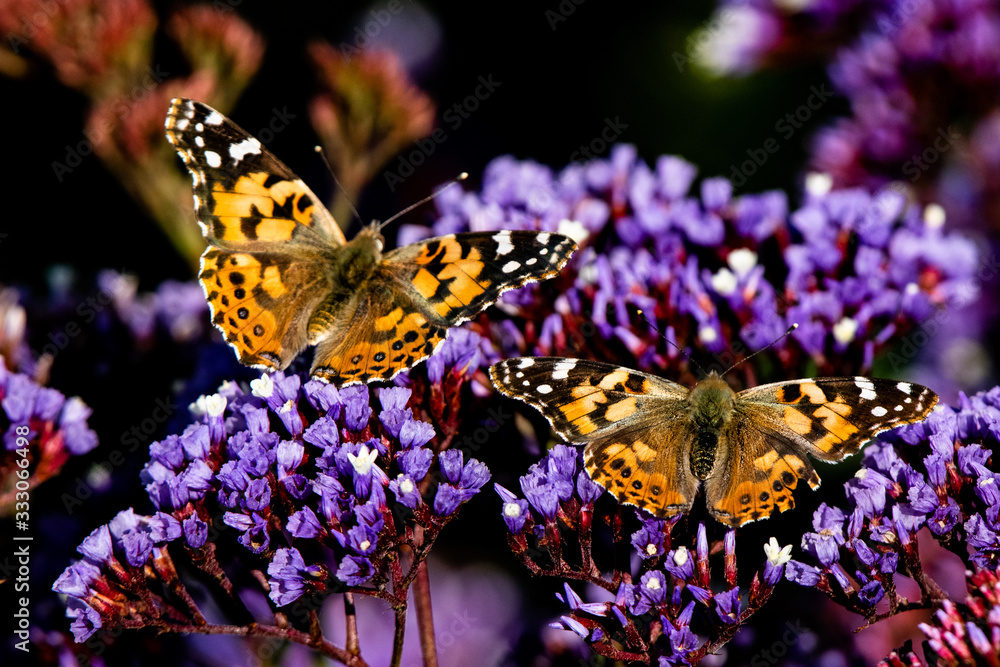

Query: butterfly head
[689,371,737,428]
[334,226,385,286]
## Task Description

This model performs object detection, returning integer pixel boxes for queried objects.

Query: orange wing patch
[311,305,448,386]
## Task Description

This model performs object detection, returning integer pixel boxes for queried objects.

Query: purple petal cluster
[402,147,973,377]
[541,515,789,663]
[785,386,1000,611]
[0,364,98,454]
[97,270,209,343]
[57,345,492,637]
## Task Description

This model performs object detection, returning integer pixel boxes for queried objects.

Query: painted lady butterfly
[490,357,938,526]
[164,98,576,386]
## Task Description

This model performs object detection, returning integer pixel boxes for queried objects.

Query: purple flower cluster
[784,386,1000,621]
[698,0,1000,232]
[403,147,975,377]
[497,446,792,663]
[54,333,491,641]
[97,270,208,343]
[0,360,98,515]
[1,362,97,454]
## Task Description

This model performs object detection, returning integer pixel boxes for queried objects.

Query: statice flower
[696,0,1000,237]
[880,567,1000,666]
[400,147,974,382]
[499,446,791,663]
[781,386,1000,653]
[54,343,490,665]
[0,360,98,515]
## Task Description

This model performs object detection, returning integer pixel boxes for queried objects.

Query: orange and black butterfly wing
[705,377,939,526]
[490,357,701,518]
[165,98,344,370]
[311,232,577,385]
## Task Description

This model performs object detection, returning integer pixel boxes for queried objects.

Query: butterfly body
[490,358,938,527]
[165,98,577,385]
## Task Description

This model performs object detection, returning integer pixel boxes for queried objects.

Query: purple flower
[785,560,823,586]
[399,418,435,449]
[715,587,741,624]
[341,385,373,431]
[521,470,561,519]
[77,525,114,563]
[631,571,667,615]
[65,597,102,642]
[268,547,324,606]
[632,519,666,559]
[496,484,530,533]
[245,478,272,512]
[53,560,101,599]
[762,537,792,587]
[576,470,603,504]
[149,512,182,543]
[389,474,422,509]
[433,483,470,516]
[336,555,374,586]
[287,506,324,538]
[183,515,208,548]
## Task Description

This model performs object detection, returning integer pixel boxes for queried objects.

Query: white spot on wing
[526,258,537,265]
[502,261,521,273]
[175,118,189,131]
[897,382,912,395]
[860,388,877,401]
[517,358,534,368]
[871,406,888,417]
[229,137,262,161]
[537,384,553,394]
[493,231,514,255]
[537,232,550,245]
[552,359,577,380]
[204,110,224,125]
[204,151,222,168]
[194,136,204,148]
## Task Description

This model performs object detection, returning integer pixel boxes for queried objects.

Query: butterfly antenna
[376,172,469,233]
[720,323,799,377]
[635,308,709,377]
[314,146,364,227]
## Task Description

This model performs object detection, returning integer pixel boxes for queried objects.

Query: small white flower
[645,576,662,591]
[557,218,589,244]
[905,282,920,296]
[646,543,658,556]
[250,373,274,398]
[698,325,719,344]
[347,445,378,476]
[711,268,738,296]
[359,539,371,551]
[805,172,833,197]
[399,478,415,495]
[504,502,522,519]
[832,317,859,345]
[188,395,209,417]
[923,203,946,229]
[727,248,758,277]
[673,546,690,566]
[854,469,868,479]
[763,537,792,566]
[279,399,295,414]
[205,394,227,418]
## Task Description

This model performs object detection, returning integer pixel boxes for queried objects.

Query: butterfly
[489,357,938,526]
[164,98,577,386]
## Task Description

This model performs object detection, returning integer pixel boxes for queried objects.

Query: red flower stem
[344,592,360,655]
[413,559,439,667]
[154,620,369,667]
